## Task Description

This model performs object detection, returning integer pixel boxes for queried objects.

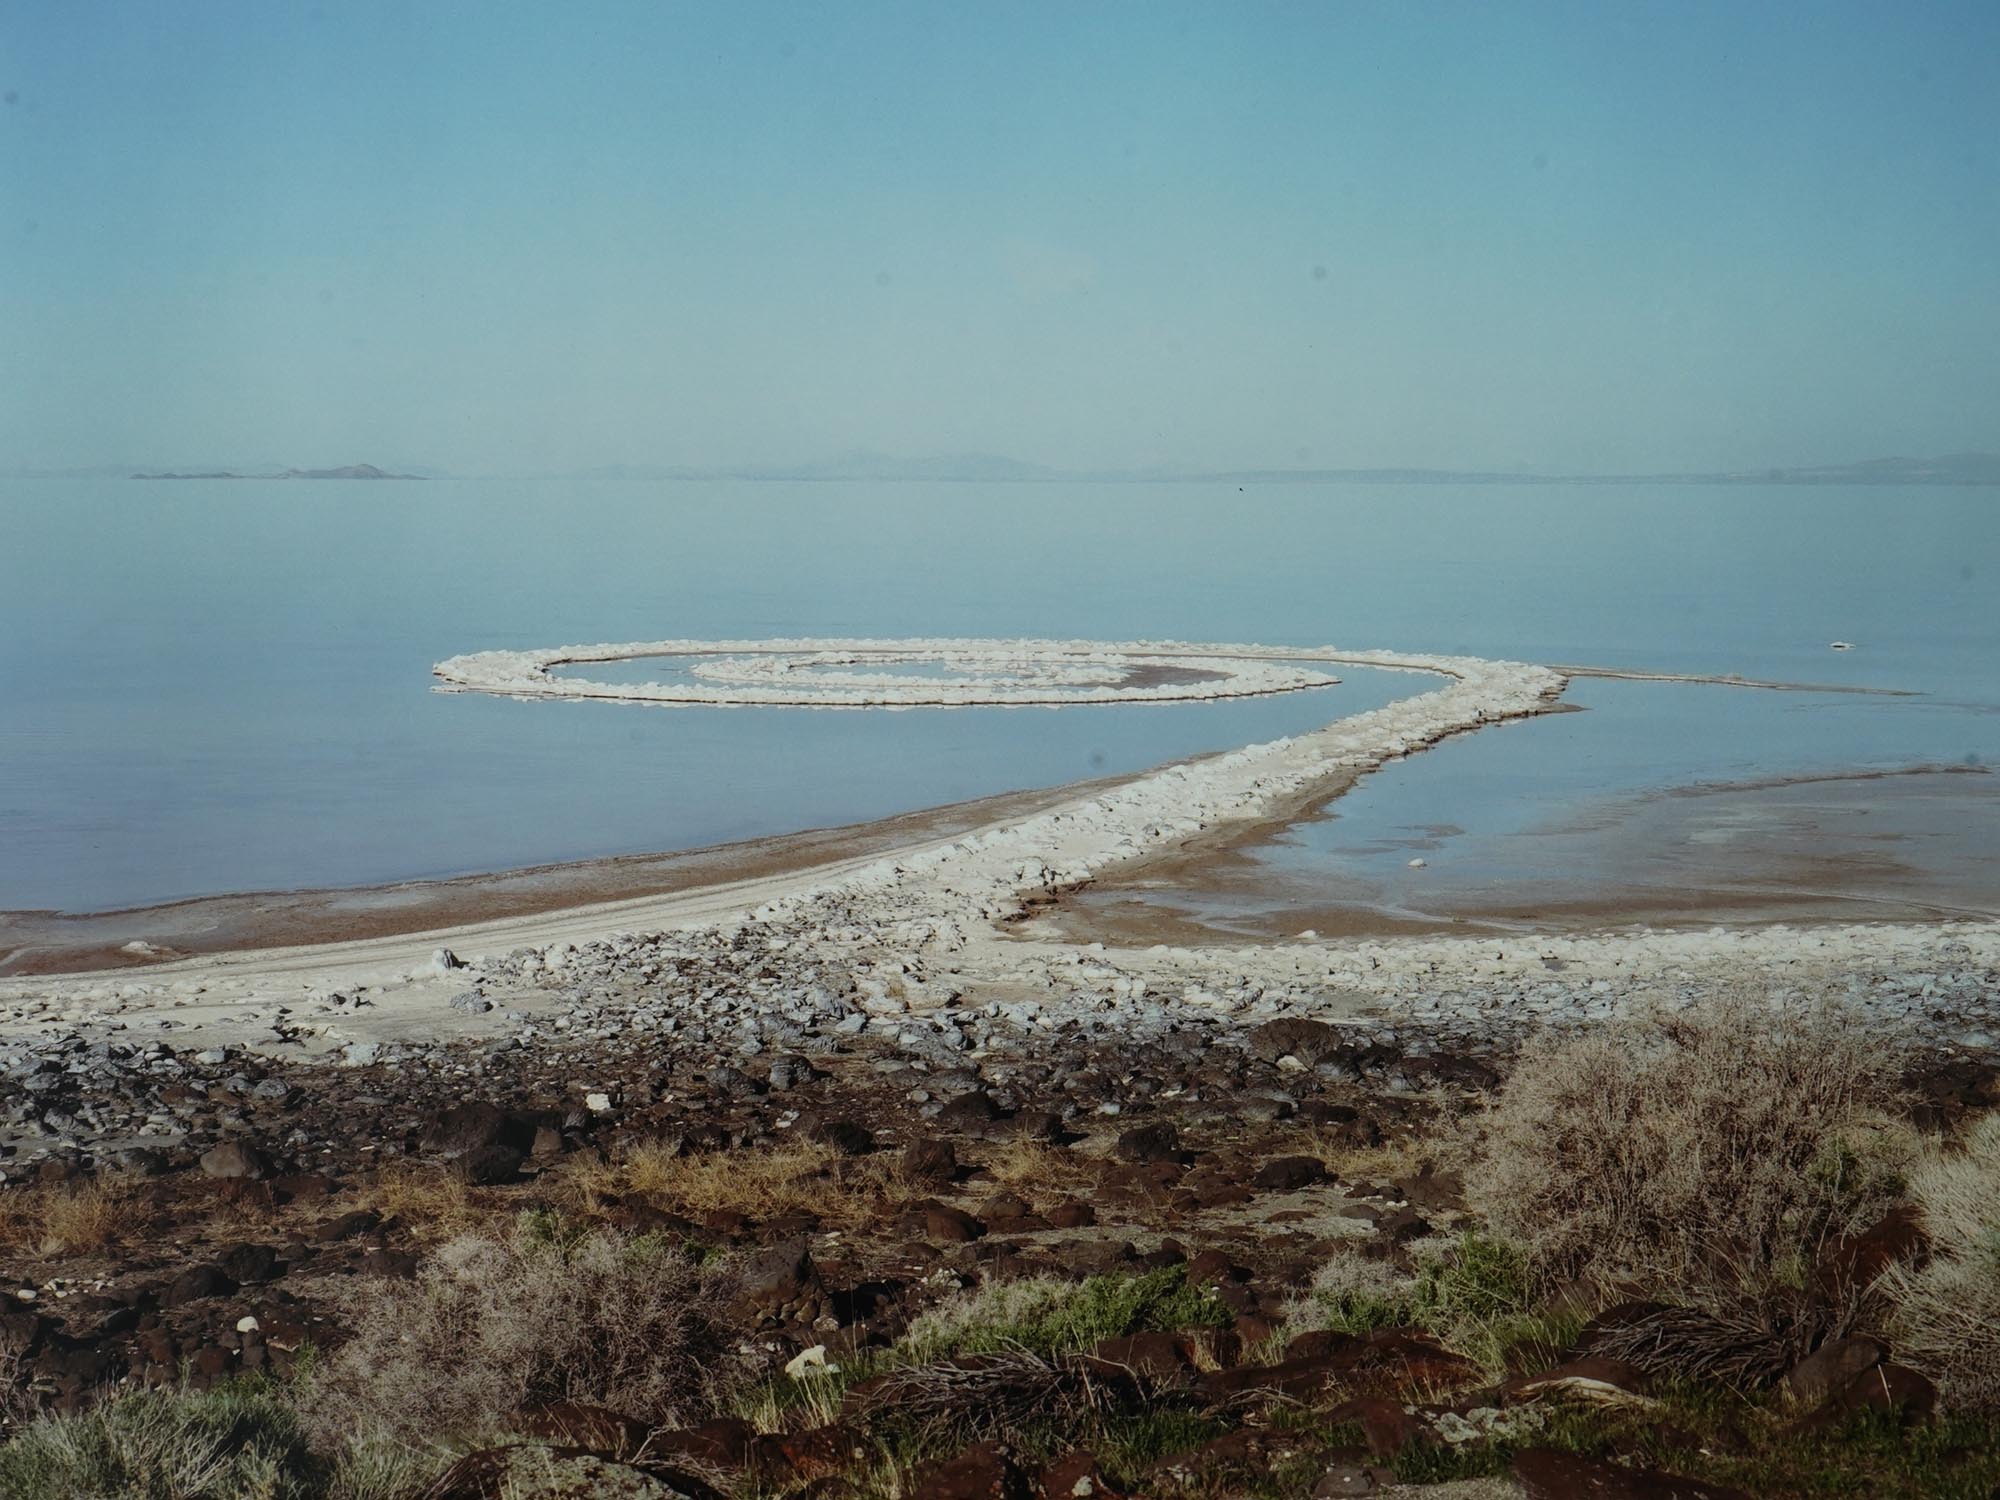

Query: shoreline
[0,770,1153,977]
[1036,761,2000,947]
[6,643,1987,1064]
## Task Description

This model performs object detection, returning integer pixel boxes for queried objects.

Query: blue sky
[3,2,1995,473]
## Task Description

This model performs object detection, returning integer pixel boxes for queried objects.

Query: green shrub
[1281,1247,1417,1341]
[897,1265,1227,1363]
[0,1379,436,1500]
[1412,1231,1530,1330]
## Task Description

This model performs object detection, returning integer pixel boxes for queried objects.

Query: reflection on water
[1,477,1995,913]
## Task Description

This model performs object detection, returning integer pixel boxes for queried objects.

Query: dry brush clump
[1883,1113,2000,1413]
[978,1140,1096,1208]
[348,1161,489,1243]
[303,1215,736,1451]
[562,1136,860,1224]
[0,1181,123,1259]
[1467,990,1908,1300]
[1291,1128,1438,1187]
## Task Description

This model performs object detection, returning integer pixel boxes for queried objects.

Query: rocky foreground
[4,917,1999,1498]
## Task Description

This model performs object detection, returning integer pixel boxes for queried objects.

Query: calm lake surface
[3,479,1995,915]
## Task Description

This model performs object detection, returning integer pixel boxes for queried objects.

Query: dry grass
[347,1161,487,1243]
[979,1140,1095,1208]
[1294,1131,1438,1185]
[562,1137,860,1225]
[1883,1113,2000,1413]
[734,1367,849,1434]
[1467,990,1906,1300]
[305,1219,734,1449]
[0,1182,124,1258]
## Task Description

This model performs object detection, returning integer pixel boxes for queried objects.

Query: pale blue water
[2,479,1995,913]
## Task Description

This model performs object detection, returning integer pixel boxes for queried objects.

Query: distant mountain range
[561,451,2000,485]
[565,451,1063,482]
[130,464,425,481]
[1,451,1992,485]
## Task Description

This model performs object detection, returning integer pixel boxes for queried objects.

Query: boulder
[735,1237,822,1324]
[908,1440,1032,1500]
[421,1101,536,1158]
[1112,1122,1181,1164]
[903,1138,959,1183]
[1253,1155,1329,1191]
[1248,1018,1348,1067]
[161,1264,237,1308]
[198,1141,271,1180]
[1782,1336,1883,1408]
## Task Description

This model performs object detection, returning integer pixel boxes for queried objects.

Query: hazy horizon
[4,2,1996,476]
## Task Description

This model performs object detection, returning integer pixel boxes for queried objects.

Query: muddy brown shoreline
[0,771,1154,977]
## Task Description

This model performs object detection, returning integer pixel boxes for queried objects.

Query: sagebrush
[1884,1113,2000,1413]
[0,1379,431,1500]
[304,1216,733,1448]
[1467,991,1906,1297]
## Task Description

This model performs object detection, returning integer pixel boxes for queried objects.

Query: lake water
[2,478,1995,917]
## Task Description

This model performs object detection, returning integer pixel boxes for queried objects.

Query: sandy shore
[0,771,1146,978]
[5,642,1983,1058]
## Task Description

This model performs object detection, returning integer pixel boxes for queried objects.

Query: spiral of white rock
[432,637,1344,707]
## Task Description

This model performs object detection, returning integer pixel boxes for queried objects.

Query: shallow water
[1062,676,2000,938]
[2,478,1995,913]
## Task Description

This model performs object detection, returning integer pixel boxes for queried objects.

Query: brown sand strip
[0,769,1158,977]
